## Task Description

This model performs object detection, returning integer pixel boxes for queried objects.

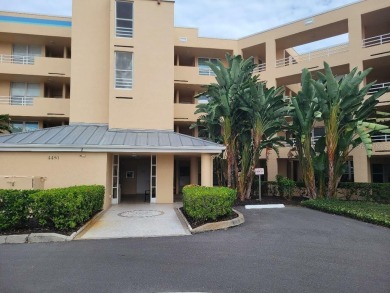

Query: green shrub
[302,199,390,228]
[0,190,35,230]
[182,185,236,221]
[0,185,104,232]
[31,185,104,231]
[276,175,296,200]
[337,182,390,202]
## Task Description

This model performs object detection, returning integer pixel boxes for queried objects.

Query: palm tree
[236,81,289,200]
[311,62,389,198]
[0,114,11,134]
[288,69,319,199]
[195,54,256,188]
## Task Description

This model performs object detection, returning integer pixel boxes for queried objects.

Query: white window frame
[198,57,219,76]
[115,0,134,38]
[10,121,39,133]
[115,51,133,90]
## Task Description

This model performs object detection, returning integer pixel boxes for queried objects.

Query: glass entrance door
[150,155,156,203]
[112,154,120,204]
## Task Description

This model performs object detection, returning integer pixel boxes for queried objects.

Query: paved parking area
[77,203,190,239]
[1,206,389,293]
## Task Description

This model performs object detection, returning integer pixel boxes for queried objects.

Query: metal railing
[275,43,349,68]
[116,26,133,38]
[368,82,390,95]
[286,134,390,146]
[371,134,390,143]
[253,63,266,73]
[198,66,216,76]
[362,33,390,48]
[0,96,34,106]
[115,77,133,89]
[0,54,35,65]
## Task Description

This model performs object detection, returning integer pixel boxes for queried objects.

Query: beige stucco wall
[108,0,175,130]
[156,153,174,203]
[0,152,111,208]
[70,0,110,124]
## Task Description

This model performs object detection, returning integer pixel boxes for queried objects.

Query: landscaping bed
[0,185,105,236]
[179,207,238,229]
[302,199,390,228]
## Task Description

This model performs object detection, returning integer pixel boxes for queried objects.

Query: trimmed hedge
[0,190,36,230]
[302,199,390,228]
[183,185,236,221]
[0,185,104,232]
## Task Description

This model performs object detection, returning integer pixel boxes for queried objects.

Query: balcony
[174,103,199,122]
[0,96,70,118]
[275,43,349,68]
[368,82,390,95]
[362,33,390,48]
[253,63,266,73]
[0,55,70,78]
[174,66,216,85]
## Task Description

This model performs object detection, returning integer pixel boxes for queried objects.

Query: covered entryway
[111,154,155,204]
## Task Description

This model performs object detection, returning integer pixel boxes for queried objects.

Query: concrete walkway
[77,203,190,240]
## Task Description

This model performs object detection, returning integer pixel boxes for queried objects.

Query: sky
[0,0,360,53]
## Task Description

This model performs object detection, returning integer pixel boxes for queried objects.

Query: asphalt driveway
[1,206,389,293]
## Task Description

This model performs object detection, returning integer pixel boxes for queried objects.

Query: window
[11,121,39,133]
[115,52,133,89]
[198,57,219,76]
[372,164,384,183]
[10,83,40,105]
[198,95,210,104]
[116,1,133,38]
[12,44,41,64]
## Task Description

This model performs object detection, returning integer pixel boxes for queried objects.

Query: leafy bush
[302,199,390,228]
[31,185,104,230]
[337,182,390,202]
[0,185,104,232]
[276,175,296,200]
[0,190,35,230]
[182,185,236,221]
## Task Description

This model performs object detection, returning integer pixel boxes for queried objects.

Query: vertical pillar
[190,156,199,185]
[353,149,371,183]
[267,152,278,181]
[201,153,213,187]
[193,126,199,137]
[175,159,179,195]
[156,154,174,203]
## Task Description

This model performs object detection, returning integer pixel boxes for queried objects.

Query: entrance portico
[0,123,224,207]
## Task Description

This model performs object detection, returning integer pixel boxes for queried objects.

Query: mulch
[179,207,239,229]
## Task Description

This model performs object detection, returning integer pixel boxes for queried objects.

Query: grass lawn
[301,199,390,228]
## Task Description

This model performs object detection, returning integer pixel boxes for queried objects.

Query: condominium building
[0,0,389,206]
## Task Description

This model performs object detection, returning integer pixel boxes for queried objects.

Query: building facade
[0,0,389,205]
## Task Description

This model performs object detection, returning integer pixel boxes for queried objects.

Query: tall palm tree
[312,62,389,198]
[195,54,256,188]
[288,69,320,199]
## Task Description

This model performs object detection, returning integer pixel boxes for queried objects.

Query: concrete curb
[0,210,105,244]
[176,208,245,234]
[73,209,106,240]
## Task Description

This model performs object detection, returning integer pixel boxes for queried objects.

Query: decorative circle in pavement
[118,210,164,218]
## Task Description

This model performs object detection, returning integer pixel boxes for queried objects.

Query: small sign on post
[254,168,264,201]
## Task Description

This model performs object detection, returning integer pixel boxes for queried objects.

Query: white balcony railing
[198,67,216,76]
[115,77,133,89]
[276,43,349,68]
[372,134,390,142]
[362,33,390,48]
[368,82,390,95]
[0,96,34,106]
[0,54,35,65]
[116,26,133,38]
[253,63,266,73]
